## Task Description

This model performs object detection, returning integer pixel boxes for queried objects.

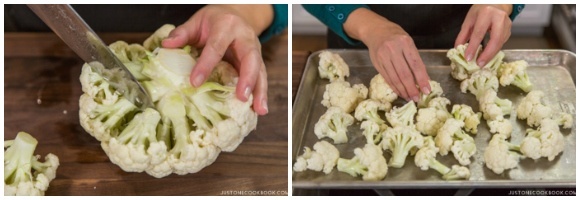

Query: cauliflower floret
[337,144,388,180]
[381,126,423,168]
[293,141,340,174]
[487,116,513,138]
[434,118,464,155]
[498,60,533,92]
[484,134,522,174]
[416,107,450,136]
[450,138,476,166]
[369,74,398,104]
[417,80,444,108]
[516,90,552,127]
[552,112,573,129]
[446,43,482,80]
[4,132,60,196]
[360,120,388,145]
[318,51,350,81]
[321,80,368,113]
[427,97,451,111]
[460,69,499,100]
[314,107,355,144]
[521,119,565,161]
[386,101,417,127]
[354,99,389,124]
[414,136,471,180]
[451,104,481,134]
[479,89,512,120]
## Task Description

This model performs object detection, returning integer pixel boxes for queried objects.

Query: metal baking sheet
[292,50,576,189]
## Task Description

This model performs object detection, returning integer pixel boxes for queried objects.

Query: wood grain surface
[292,51,310,103]
[4,31,289,196]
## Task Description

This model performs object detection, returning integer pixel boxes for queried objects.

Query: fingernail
[244,87,251,100]
[466,54,472,61]
[478,61,485,67]
[421,87,430,94]
[412,96,419,102]
[262,98,269,114]
[193,75,204,87]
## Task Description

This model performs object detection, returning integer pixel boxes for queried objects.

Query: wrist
[343,8,400,44]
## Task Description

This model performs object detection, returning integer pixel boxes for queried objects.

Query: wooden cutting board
[3,32,289,195]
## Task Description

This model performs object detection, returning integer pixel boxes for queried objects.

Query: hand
[455,4,513,67]
[161,5,273,115]
[344,8,431,101]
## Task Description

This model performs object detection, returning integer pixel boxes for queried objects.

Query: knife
[28,4,154,110]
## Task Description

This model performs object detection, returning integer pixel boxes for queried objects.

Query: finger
[390,49,420,102]
[252,63,269,115]
[402,44,431,95]
[162,25,191,48]
[464,16,491,63]
[477,19,509,67]
[190,30,233,87]
[383,57,409,100]
[233,43,262,102]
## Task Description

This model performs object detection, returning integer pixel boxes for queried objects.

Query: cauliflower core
[79,24,257,178]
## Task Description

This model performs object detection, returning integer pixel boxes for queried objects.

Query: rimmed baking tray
[292,50,576,189]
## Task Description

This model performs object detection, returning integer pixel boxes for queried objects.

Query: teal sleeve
[510,4,525,21]
[259,4,288,43]
[303,4,369,45]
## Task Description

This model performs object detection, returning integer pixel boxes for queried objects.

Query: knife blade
[28,4,154,110]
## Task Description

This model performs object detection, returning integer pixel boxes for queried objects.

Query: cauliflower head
[484,134,522,174]
[337,144,388,181]
[381,126,423,168]
[293,141,340,174]
[460,69,499,100]
[369,74,398,104]
[318,51,350,81]
[322,80,368,113]
[498,60,533,92]
[79,24,258,178]
[314,107,355,144]
[4,132,59,196]
[428,97,451,111]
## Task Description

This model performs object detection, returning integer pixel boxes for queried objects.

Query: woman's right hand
[344,8,431,102]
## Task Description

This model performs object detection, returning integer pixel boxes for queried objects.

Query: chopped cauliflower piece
[318,51,350,81]
[479,89,512,120]
[498,60,533,92]
[354,99,389,124]
[521,119,565,161]
[460,69,499,100]
[314,107,355,144]
[415,107,450,136]
[418,80,443,108]
[293,141,340,174]
[386,101,417,127]
[487,116,513,138]
[484,134,522,174]
[451,104,481,134]
[337,144,388,180]
[321,80,368,113]
[369,74,398,104]
[381,126,423,168]
[414,136,470,180]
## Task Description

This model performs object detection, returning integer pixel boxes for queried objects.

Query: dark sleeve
[258,4,288,43]
[302,4,369,45]
[510,4,525,21]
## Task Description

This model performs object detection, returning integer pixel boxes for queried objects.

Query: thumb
[161,26,191,48]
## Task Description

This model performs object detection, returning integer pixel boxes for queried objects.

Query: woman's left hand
[455,4,512,67]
